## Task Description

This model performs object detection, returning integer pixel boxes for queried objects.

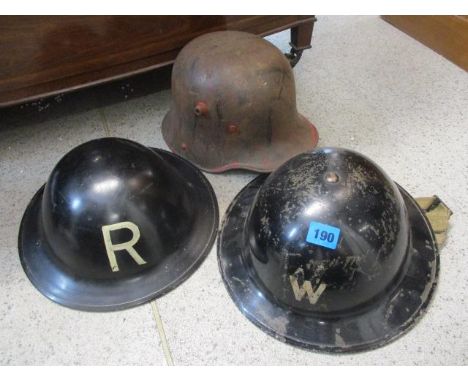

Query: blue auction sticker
[306,221,341,250]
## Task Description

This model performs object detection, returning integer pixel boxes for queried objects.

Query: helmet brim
[162,109,319,173]
[19,148,219,312]
[217,175,439,353]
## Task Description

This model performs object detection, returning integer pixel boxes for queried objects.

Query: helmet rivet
[228,124,239,134]
[181,143,188,151]
[194,101,208,116]
[325,172,339,183]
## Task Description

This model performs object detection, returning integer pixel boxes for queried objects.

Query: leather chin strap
[415,196,453,247]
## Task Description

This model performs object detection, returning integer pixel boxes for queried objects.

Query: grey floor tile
[101,90,171,148]
[0,109,167,365]
[0,246,164,365]
[0,110,104,232]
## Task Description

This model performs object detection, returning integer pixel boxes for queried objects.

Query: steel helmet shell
[19,138,218,311]
[162,31,319,173]
[218,147,438,352]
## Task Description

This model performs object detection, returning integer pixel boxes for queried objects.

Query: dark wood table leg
[286,16,317,67]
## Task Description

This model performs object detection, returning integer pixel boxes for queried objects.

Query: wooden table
[0,16,316,107]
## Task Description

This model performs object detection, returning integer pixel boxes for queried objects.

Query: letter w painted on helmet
[289,268,327,305]
[101,221,147,272]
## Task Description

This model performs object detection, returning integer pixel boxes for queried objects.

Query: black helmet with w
[218,147,439,352]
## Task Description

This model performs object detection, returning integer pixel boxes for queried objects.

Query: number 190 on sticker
[306,221,341,250]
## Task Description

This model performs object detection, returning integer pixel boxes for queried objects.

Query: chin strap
[415,196,453,247]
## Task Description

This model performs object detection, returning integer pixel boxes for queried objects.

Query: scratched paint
[218,148,440,353]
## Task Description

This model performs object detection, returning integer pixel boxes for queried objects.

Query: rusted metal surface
[162,31,319,173]
[218,148,439,352]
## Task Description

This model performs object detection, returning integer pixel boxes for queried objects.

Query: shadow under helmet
[19,138,218,311]
[162,31,319,173]
[218,147,439,352]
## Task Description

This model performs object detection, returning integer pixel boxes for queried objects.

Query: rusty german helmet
[162,31,319,173]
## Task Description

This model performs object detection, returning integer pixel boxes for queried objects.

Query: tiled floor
[0,16,467,365]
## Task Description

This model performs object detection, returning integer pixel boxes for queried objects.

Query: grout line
[98,109,112,137]
[150,301,175,366]
[99,93,173,366]
[100,103,174,365]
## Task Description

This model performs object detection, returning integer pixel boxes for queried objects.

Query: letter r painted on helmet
[19,138,219,311]
[101,221,146,272]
